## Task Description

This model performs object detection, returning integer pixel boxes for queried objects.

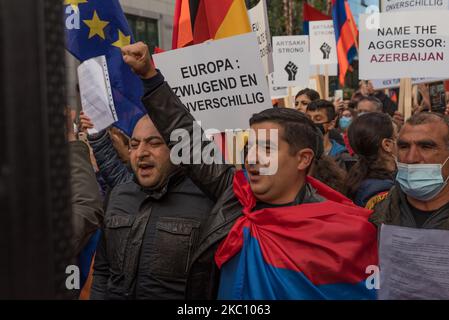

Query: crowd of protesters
[67,41,449,300]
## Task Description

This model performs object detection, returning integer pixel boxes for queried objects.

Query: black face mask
[315,123,326,135]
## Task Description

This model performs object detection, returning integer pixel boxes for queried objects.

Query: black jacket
[370,185,449,230]
[141,77,326,299]
[90,169,215,299]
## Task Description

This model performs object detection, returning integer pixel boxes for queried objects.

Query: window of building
[126,14,159,51]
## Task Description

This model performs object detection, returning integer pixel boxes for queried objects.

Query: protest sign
[359,11,449,79]
[381,0,449,12]
[248,0,273,76]
[309,20,338,65]
[272,35,310,88]
[153,33,271,131]
[371,77,447,89]
[268,73,288,99]
[377,1,449,88]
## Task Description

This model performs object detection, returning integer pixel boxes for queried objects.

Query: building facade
[121,0,175,51]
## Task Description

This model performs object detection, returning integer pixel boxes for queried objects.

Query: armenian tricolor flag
[302,2,331,35]
[331,0,358,86]
[215,171,378,300]
[172,0,251,49]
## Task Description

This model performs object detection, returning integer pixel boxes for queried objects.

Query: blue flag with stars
[65,0,146,136]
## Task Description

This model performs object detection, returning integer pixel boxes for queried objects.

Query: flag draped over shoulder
[215,171,378,300]
[172,0,251,49]
[65,0,146,136]
[302,2,331,35]
[331,0,358,86]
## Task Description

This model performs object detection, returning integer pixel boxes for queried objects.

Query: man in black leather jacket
[90,113,214,299]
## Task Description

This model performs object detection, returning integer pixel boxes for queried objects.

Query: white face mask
[396,156,449,201]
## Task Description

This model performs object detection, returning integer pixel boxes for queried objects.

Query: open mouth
[138,162,155,176]
[247,167,261,181]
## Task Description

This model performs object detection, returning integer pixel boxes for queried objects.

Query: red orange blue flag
[215,171,378,299]
[332,0,359,86]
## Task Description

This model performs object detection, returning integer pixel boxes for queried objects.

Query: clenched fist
[121,42,157,79]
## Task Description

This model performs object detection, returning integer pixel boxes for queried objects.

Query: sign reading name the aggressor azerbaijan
[360,11,449,79]
[153,33,271,131]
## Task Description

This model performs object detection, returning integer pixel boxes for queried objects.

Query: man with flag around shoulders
[121,42,378,300]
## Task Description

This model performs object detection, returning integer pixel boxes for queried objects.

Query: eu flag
[64,0,146,136]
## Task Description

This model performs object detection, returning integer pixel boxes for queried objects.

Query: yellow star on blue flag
[64,0,146,136]
[83,11,109,39]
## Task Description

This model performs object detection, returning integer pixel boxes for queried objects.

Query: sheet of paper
[379,224,449,299]
[77,55,117,134]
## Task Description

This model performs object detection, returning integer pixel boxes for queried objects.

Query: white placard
[359,11,449,79]
[153,33,271,131]
[268,73,288,99]
[378,1,449,86]
[309,20,338,65]
[381,0,449,12]
[248,0,273,76]
[371,77,447,89]
[77,55,118,134]
[273,35,310,87]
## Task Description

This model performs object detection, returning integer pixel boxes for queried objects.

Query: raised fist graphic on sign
[284,61,298,81]
[320,42,331,60]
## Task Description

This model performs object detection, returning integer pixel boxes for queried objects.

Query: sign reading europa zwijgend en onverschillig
[153,33,271,131]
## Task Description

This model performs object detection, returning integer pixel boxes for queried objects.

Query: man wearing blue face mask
[370,112,449,229]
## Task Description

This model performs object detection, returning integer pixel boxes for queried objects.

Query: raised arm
[121,42,235,201]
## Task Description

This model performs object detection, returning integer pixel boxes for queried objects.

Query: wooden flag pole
[314,65,324,99]
[225,130,235,165]
[412,84,418,114]
[398,78,412,120]
[288,86,293,108]
[398,78,406,116]
[404,78,412,120]
[324,64,329,100]
[283,95,289,108]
